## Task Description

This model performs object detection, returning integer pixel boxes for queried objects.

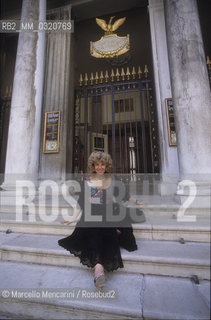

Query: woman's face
[94,161,106,175]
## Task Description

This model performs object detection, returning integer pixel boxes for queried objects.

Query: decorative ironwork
[78,66,149,87]
[110,69,115,82]
[138,66,142,79]
[90,73,94,85]
[121,68,125,81]
[116,68,120,81]
[100,71,104,84]
[73,69,160,174]
[73,93,82,172]
[84,73,88,86]
[144,65,149,78]
[131,67,136,80]
[79,74,83,86]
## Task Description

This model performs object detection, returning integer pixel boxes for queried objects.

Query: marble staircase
[0,191,210,319]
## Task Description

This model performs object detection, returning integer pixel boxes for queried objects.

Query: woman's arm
[61,181,84,225]
[128,196,146,206]
[61,207,82,225]
[121,183,146,205]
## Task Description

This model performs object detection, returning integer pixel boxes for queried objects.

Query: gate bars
[73,79,159,174]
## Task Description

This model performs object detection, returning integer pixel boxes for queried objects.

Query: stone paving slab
[143,275,210,320]
[0,261,210,320]
[0,261,143,319]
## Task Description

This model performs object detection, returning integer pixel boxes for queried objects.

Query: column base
[157,175,178,196]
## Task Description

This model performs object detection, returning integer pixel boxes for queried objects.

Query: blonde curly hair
[87,151,113,174]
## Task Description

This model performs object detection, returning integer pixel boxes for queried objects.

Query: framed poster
[165,98,177,146]
[43,111,60,153]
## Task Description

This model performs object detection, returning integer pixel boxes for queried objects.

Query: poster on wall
[165,98,177,146]
[43,111,60,153]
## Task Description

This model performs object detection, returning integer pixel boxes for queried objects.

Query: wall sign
[165,98,177,146]
[43,111,60,153]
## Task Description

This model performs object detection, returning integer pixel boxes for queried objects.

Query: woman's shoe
[94,273,106,290]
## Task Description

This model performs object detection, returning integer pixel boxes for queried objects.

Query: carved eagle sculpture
[96,16,126,35]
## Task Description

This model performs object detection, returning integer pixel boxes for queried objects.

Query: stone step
[0,214,210,242]
[0,232,210,280]
[0,202,210,217]
[1,190,210,216]
[0,261,210,320]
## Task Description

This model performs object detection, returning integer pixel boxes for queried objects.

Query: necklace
[95,175,105,181]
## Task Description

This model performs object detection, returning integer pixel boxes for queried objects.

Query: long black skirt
[58,225,137,272]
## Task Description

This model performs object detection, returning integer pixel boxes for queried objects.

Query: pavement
[0,260,210,320]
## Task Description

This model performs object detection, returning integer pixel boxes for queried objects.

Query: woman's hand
[136,200,147,206]
[116,228,122,235]
[60,219,75,225]
[129,197,147,206]
[60,207,82,225]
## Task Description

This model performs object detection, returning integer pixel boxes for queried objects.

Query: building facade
[0,0,211,191]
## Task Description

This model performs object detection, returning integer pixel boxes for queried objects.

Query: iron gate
[73,72,159,174]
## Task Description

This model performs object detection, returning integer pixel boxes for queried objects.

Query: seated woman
[58,151,145,290]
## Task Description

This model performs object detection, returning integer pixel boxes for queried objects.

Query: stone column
[3,0,46,187]
[39,5,71,182]
[164,0,211,180]
[148,0,179,195]
[31,0,46,178]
